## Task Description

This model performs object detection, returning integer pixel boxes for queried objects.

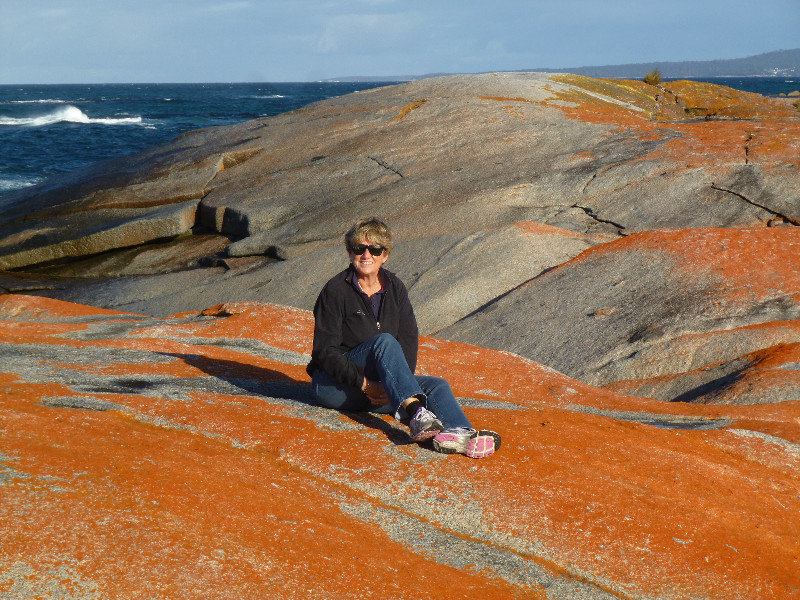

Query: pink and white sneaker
[433,428,501,458]
[408,407,444,442]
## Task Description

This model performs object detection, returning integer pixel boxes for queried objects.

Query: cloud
[36,8,72,19]
[316,12,418,54]
[201,1,252,12]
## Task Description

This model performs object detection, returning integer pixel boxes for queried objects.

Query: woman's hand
[362,377,389,406]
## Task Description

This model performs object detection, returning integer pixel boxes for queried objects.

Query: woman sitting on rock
[306,217,501,458]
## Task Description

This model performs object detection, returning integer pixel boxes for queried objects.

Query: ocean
[1,77,798,198]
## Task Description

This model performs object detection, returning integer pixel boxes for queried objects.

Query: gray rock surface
[1,72,799,403]
[440,227,800,403]
[0,199,201,270]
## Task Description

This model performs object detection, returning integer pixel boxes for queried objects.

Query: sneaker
[433,428,501,459]
[408,407,444,442]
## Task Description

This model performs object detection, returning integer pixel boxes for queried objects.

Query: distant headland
[327,48,800,81]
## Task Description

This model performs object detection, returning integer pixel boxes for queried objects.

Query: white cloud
[36,9,72,19]
[1,0,797,83]
[202,1,252,12]
[316,12,418,54]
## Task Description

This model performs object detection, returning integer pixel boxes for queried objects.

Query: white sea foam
[4,99,68,104]
[0,105,143,127]
[248,94,286,99]
[0,175,42,193]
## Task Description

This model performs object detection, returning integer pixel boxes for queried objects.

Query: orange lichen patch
[392,99,427,121]
[573,227,800,303]
[645,120,800,168]
[553,74,799,122]
[0,320,89,344]
[166,344,311,385]
[479,96,535,103]
[419,334,693,415]
[1,402,525,599]
[418,327,800,444]
[3,295,800,598]
[663,79,799,119]
[415,353,800,598]
[608,341,800,409]
[46,356,206,379]
[546,74,800,169]
[123,302,313,356]
[513,221,590,238]
[0,293,136,321]
[181,301,314,354]
[549,74,663,119]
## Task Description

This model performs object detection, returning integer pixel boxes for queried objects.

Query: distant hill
[329,49,800,81]
[536,48,800,78]
[323,74,446,83]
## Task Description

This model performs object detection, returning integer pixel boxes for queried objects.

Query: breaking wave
[0,174,42,194]
[3,99,68,104]
[0,105,143,127]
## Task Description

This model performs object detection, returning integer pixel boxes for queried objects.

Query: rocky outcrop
[3,73,798,269]
[2,294,799,599]
[0,199,200,271]
[1,72,799,405]
[441,226,800,404]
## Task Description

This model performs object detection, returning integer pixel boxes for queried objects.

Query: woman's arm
[311,285,366,389]
[394,279,419,373]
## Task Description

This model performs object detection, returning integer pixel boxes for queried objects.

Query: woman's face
[348,237,388,279]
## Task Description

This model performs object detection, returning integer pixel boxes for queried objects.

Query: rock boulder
[1,295,799,598]
[1,72,799,405]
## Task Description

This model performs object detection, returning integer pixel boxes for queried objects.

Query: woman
[306,217,501,458]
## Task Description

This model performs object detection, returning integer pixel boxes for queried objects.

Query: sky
[1,0,798,84]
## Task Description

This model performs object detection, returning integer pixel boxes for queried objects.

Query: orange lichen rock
[479,96,535,103]
[580,226,800,303]
[513,220,596,238]
[393,99,428,121]
[662,79,797,120]
[1,294,799,598]
[551,73,799,122]
[548,73,800,170]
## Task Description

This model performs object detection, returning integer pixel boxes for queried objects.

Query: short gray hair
[345,217,393,253]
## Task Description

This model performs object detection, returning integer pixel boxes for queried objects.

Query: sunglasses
[348,243,385,256]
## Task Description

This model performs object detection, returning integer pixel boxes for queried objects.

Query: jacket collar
[346,265,391,292]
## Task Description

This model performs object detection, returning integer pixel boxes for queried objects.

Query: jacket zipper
[357,292,381,332]
[352,270,383,332]
[376,288,384,331]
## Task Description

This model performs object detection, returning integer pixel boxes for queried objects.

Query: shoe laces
[413,407,434,420]
[443,427,475,434]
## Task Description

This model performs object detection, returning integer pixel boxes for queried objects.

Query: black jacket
[306,266,419,389]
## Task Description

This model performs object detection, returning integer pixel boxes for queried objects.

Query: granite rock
[1,73,799,405]
[1,294,799,598]
[441,227,800,403]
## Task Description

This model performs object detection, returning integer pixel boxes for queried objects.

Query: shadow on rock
[163,352,418,447]
[669,359,754,403]
[159,352,424,449]
[162,352,317,405]
[342,411,420,448]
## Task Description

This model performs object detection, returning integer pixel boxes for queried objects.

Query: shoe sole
[434,430,501,458]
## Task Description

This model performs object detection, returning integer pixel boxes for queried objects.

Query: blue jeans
[311,333,472,429]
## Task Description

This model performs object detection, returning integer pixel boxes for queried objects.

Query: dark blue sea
[0,81,395,197]
[1,77,798,197]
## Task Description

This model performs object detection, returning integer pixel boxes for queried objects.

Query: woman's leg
[345,333,426,419]
[312,333,423,417]
[416,375,501,458]
[415,375,472,430]
[311,369,391,414]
